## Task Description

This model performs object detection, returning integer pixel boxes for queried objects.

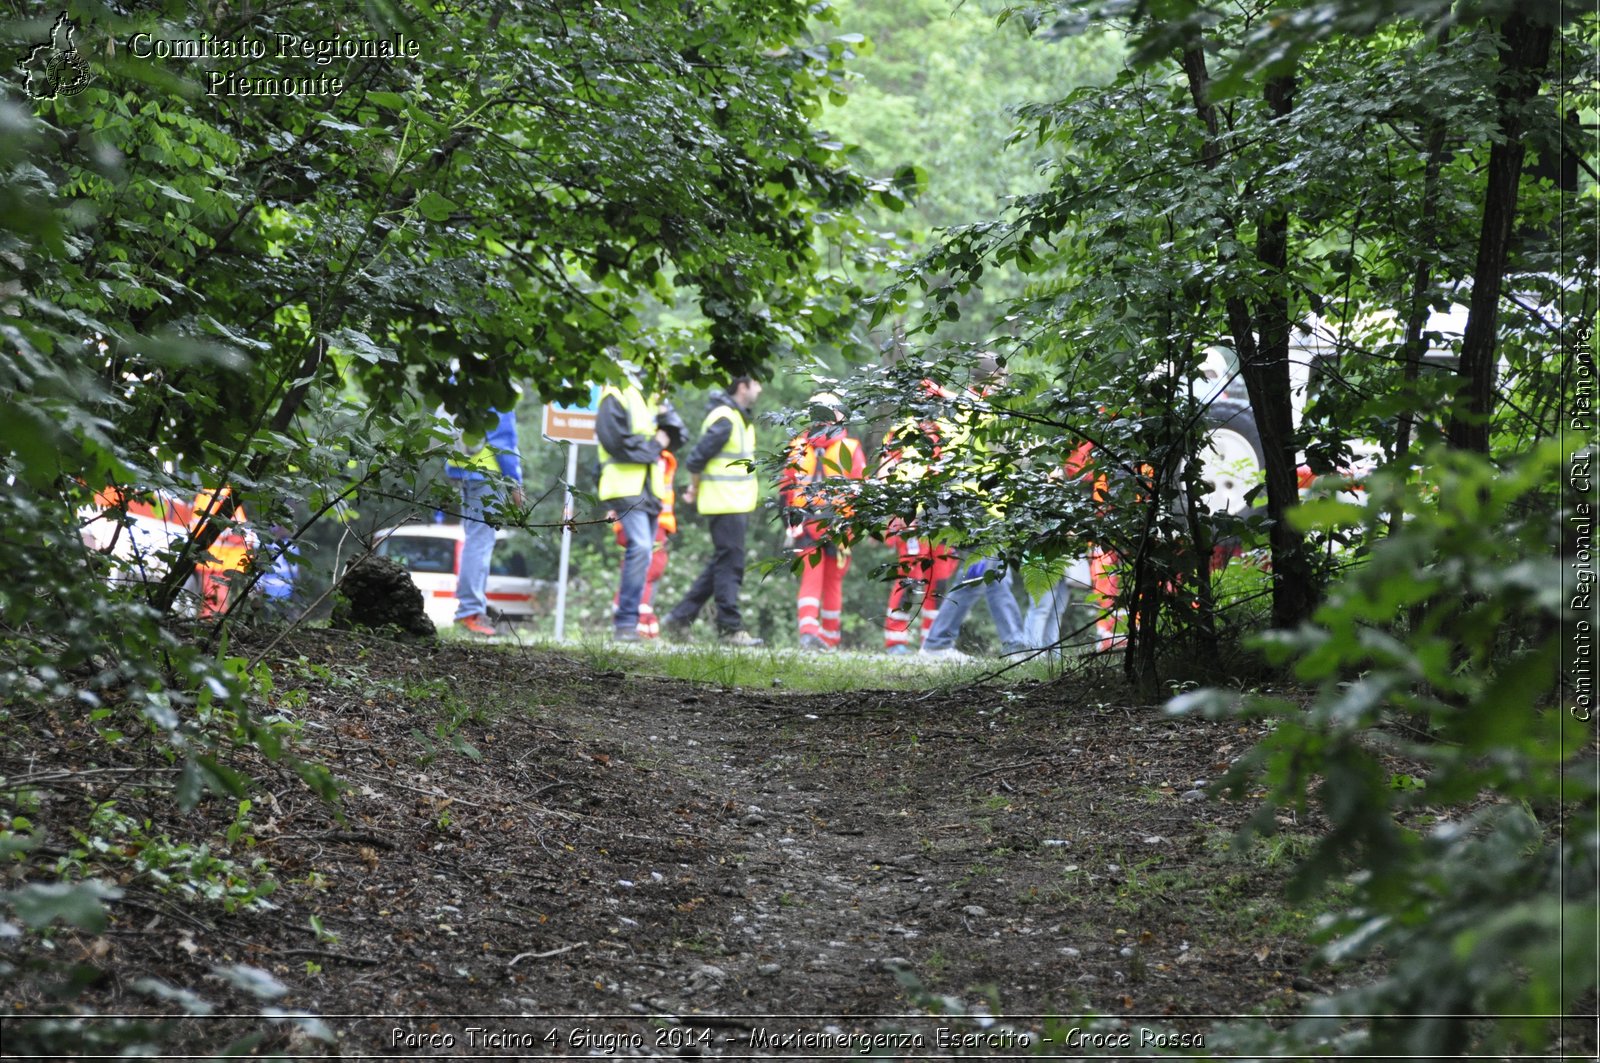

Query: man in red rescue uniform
[779,393,865,651]
[878,380,961,654]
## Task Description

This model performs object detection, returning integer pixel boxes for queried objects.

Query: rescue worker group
[447,354,1096,660]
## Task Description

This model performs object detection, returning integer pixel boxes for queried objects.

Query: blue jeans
[455,478,497,620]
[613,504,659,633]
[922,557,1026,654]
[1024,579,1075,659]
[1022,558,1095,657]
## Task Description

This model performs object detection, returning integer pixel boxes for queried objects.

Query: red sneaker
[456,614,496,637]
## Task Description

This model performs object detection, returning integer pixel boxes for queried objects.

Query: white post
[553,441,579,641]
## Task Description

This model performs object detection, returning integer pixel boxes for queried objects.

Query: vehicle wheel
[1197,399,1265,514]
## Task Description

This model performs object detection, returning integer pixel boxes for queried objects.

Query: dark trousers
[668,511,748,632]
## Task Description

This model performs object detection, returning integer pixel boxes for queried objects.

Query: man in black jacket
[663,377,764,646]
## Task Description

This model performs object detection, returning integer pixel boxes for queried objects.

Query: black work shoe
[661,617,693,643]
[798,633,831,652]
[719,629,764,648]
[612,628,641,643]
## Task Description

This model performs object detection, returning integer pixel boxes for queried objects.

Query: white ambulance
[372,523,540,630]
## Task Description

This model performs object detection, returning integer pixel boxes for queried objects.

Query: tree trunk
[1446,10,1554,454]
[1249,71,1317,628]
[1183,49,1316,628]
[1394,120,1452,471]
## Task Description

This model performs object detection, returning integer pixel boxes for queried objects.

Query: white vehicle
[80,494,190,584]
[79,491,213,612]
[1186,301,1495,512]
[372,523,542,629]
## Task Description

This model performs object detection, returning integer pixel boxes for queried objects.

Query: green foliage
[2,879,122,936]
[0,876,323,1056]
[1171,443,1596,1057]
[4,4,892,1046]
[51,801,278,914]
[1,0,1594,1051]
[0,8,889,797]
[833,0,1592,679]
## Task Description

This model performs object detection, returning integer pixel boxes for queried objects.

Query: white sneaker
[920,645,970,661]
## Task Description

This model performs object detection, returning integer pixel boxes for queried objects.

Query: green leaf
[197,755,249,799]
[1288,497,1366,532]
[176,760,204,811]
[176,755,249,810]
[415,191,456,222]
[131,976,217,1015]
[6,880,122,933]
[212,963,288,1000]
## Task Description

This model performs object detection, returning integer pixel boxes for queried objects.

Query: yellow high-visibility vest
[697,405,757,514]
[951,406,1007,517]
[597,383,656,500]
[883,417,951,483]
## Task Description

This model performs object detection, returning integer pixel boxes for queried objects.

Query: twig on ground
[960,758,1059,783]
[275,947,381,966]
[507,941,586,966]
[1,767,179,789]
[259,830,397,850]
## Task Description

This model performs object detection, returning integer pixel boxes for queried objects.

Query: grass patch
[523,635,1040,693]
[443,620,1085,692]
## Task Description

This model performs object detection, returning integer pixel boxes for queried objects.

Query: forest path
[13,633,1321,1057]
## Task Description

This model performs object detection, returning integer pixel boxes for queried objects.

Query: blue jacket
[446,409,523,483]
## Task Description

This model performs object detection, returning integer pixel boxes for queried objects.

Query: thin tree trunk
[1394,120,1452,469]
[1389,23,1457,490]
[1183,48,1315,628]
[1447,10,1554,453]
[1124,474,1168,698]
[1251,71,1317,628]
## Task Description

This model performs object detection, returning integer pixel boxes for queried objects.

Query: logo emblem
[24,12,94,100]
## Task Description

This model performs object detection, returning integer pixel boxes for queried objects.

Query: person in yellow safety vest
[597,375,687,642]
[189,487,256,618]
[446,406,525,637]
[609,449,678,637]
[780,393,865,651]
[661,376,765,647]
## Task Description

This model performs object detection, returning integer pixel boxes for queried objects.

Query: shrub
[1172,443,1597,1057]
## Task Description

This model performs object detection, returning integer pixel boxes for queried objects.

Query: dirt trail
[4,634,1322,1058]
